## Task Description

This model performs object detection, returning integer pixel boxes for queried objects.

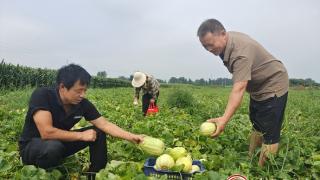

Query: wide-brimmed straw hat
[131,71,146,87]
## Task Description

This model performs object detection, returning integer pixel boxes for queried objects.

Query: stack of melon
[154,147,200,173]
[138,122,217,174]
[139,137,200,173]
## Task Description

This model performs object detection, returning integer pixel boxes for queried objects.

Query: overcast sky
[1,0,319,82]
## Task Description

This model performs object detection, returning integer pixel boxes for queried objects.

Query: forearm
[41,127,82,141]
[101,121,134,141]
[134,88,140,99]
[223,82,247,121]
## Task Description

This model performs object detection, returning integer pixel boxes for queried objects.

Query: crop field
[0,85,319,179]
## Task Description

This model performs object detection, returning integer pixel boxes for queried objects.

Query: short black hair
[197,19,226,38]
[56,64,91,89]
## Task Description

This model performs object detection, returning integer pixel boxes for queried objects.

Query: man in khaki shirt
[197,19,289,166]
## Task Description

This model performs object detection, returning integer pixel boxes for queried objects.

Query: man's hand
[206,81,247,138]
[133,98,138,105]
[150,98,155,104]
[130,134,145,144]
[207,116,228,138]
[80,129,97,142]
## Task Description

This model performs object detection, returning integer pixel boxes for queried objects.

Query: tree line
[117,75,319,87]
[0,60,130,90]
[1,60,319,90]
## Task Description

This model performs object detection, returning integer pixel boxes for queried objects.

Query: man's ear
[58,83,65,90]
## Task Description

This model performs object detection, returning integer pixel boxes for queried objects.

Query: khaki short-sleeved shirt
[221,31,289,101]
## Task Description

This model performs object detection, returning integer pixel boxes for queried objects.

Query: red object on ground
[146,102,159,115]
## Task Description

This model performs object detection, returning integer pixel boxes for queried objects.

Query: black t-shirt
[19,87,101,145]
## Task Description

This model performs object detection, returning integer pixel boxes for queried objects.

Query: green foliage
[168,76,233,86]
[0,85,319,179]
[14,165,62,180]
[96,160,147,180]
[97,71,107,78]
[290,78,320,87]
[91,77,130,88]
[0,60,130,89]
[167,88,197,109]
[0,60,56,90]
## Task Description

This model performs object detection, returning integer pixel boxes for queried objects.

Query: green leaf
[0,158,11,172]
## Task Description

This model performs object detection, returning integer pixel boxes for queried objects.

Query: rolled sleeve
[29,88,51,117]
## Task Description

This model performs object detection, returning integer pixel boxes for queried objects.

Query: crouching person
[18,64,144,173]
[132,71,160,116]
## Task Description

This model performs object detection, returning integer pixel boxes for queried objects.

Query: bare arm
[90,117,143,144]
[34,110,96,142]
[223,81,248,121]
[134,87,141,99]
[133,88,141,105]
[208,81,248,137]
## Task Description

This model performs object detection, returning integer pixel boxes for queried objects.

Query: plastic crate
[143,157,205,180]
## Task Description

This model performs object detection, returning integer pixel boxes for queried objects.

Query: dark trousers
[249,92,288,144]
[19,126,107,172]
[142,92,159,116]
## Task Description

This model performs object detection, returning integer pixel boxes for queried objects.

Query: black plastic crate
[143,157,205,180]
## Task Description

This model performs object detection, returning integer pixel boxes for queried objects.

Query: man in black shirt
[19,64,144,172]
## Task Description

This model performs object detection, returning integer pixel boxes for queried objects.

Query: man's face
[60,80,87,105]
[199,32,227,56]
